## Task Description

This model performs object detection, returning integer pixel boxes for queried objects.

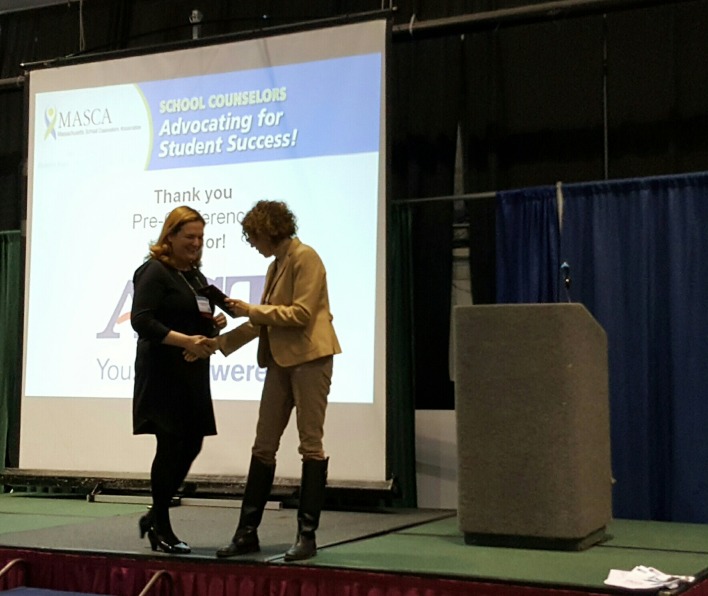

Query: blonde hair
[149,206,206,267]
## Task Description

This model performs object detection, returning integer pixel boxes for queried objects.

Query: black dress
[131,259,217,438]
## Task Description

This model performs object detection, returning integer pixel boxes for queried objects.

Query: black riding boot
[284,458,328,561]
[216,456,276,558]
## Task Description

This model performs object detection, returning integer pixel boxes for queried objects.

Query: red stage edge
[4,548,707,596]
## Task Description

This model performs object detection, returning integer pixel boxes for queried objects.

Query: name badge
[196,296,212,318]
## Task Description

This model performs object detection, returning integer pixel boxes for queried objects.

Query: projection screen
[20,18,388,484]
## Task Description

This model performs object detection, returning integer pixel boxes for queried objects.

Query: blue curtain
[496,186,561,303]
[560,173,708,522]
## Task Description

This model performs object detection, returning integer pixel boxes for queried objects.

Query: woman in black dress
[131,206,223,554]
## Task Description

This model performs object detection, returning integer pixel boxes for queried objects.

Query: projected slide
[21,19,388,482]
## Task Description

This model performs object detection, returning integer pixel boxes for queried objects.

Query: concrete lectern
[453,303,613,551]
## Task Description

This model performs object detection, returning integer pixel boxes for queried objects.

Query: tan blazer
[218,238,342,367]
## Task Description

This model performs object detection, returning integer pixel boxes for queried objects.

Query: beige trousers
[251,355,333,465]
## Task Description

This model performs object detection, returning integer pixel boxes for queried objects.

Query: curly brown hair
[241,200,297,244]
[149,206,205,267]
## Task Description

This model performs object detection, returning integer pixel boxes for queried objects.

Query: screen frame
[18,15,392,488]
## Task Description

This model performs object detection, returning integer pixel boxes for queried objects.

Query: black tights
[150,433,203,535]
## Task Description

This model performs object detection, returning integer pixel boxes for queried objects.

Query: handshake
[183,336,218,362]
[180,298,251,362]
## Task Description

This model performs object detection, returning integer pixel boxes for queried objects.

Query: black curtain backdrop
[0,89,24,232]
[3,2,708,209]
[409,202,455,410]
[465,196,496,305]
[389,32,461,411]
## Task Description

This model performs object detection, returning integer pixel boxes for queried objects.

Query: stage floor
[1,492,708,592]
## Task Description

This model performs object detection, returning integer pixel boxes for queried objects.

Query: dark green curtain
[0,230,22,480]
[387,203,416,507]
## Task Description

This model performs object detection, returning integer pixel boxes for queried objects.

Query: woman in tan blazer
[214,200,341,562]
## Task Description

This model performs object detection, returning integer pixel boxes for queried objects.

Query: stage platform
[1,492,708,595]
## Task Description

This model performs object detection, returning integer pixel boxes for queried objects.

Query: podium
[453,304,612,550]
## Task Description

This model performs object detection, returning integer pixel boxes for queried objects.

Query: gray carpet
[0,499,454,562]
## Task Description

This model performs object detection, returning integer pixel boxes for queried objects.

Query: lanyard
[179,270,212,318]
[177,270,200,295]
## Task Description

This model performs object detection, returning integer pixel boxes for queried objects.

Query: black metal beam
[0,76,25,91]
[392,0,704,39]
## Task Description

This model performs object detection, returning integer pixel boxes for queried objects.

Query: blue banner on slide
[138,53,382,170]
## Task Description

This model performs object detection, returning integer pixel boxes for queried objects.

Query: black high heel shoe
[139,513,152,539]
[145,525,191,554]
[139,508,190,554]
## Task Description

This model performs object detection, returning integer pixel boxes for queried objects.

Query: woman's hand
[225,298,251,318]
[213,312,227,330]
